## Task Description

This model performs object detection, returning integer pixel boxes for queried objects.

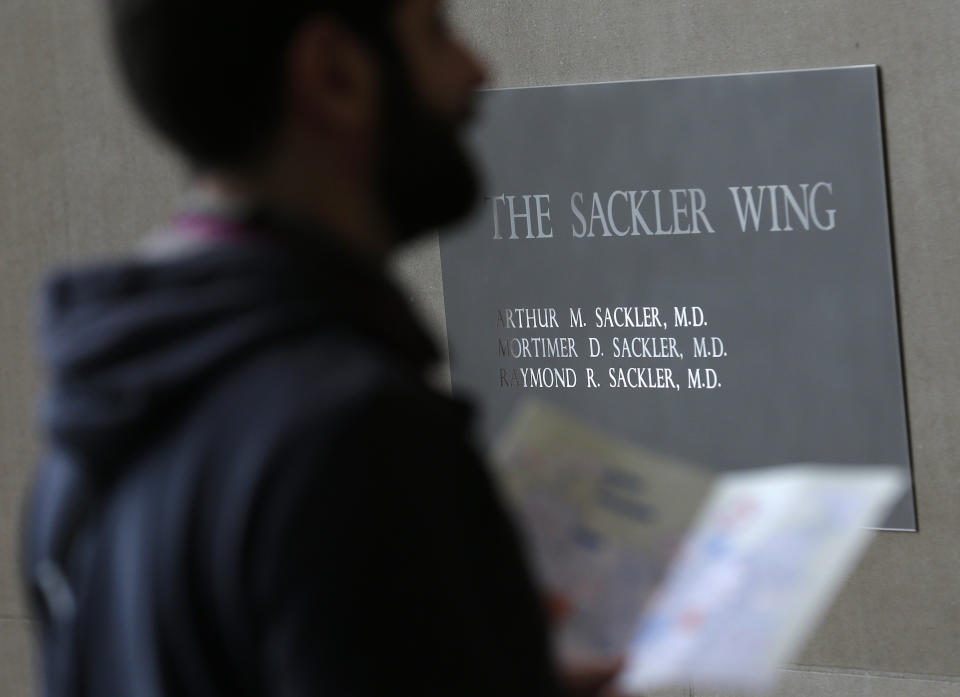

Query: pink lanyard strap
[170,212,263,243]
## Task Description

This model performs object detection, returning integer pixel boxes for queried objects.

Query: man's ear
[286,16,380,132]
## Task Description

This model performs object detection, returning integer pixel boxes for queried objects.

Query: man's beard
[375,63,480,243]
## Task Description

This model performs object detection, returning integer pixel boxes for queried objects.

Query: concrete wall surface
[402,0,960,694]
[0,1,181,694]
[0,0,957,696]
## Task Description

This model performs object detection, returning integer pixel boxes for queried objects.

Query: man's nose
[458,41,488,91]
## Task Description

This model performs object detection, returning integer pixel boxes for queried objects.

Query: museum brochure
[492,400,908,693]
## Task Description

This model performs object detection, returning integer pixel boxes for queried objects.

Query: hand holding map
[493,401,907,694]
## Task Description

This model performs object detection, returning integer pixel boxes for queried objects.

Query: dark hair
[107,0,398,168]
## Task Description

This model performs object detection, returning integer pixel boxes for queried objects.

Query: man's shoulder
[172,325,474,581]
[198,324,467,451]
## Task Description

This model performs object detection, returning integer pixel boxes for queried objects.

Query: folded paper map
[492,400,908,693]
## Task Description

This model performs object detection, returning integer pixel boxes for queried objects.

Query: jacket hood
[39,236,437,483]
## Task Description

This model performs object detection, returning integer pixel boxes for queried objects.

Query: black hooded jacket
[24,222,559,697]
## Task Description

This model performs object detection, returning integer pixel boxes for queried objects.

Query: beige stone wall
[2,0,958,695]
[1,1,181,694]
[405,0,960,693]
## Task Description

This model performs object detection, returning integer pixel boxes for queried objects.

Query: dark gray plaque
[439,66,915,530]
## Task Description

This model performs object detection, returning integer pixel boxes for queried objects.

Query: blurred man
[23,1,624,695]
